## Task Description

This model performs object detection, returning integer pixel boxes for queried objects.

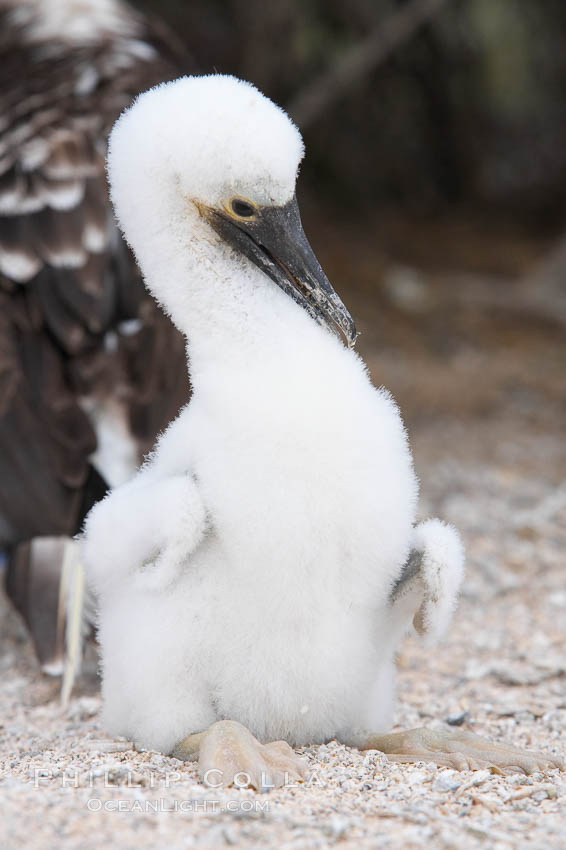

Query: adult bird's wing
[0,0,192,669]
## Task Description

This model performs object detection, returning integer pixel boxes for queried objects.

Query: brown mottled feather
[0,1,193,668]
[0,1,193,548]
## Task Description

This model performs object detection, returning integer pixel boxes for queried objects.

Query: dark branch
[288,0,452,129]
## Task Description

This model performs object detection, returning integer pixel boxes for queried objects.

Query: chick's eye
[230,198,256,218]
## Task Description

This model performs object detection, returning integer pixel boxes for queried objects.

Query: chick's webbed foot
[172,720,308,791]
[362,728,564,774]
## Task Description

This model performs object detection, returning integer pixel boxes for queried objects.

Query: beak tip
[346,323,359,349]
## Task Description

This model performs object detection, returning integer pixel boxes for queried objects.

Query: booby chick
[83,75,563,789]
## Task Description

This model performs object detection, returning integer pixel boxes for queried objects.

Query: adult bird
[0,0,191,675]
[84,75,563,789]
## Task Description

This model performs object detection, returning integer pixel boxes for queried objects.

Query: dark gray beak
[205,195,358,347]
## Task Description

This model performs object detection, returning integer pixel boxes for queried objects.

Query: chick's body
[91,302,417,753]
[83,74,451,758]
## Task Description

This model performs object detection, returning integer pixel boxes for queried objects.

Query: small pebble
[445,711,470,727]
[433,771,462,792]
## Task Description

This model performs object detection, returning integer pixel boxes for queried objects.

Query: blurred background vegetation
[137,0,566,228]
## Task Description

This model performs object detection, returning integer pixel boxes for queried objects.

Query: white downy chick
[83,75,464,756]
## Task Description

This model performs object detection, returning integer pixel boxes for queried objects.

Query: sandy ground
[1,233,565,849]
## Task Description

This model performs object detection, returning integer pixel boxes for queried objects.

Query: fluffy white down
[84,75,464,754]
[412,519,465,646]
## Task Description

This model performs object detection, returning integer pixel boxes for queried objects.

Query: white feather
[14,0,139,44]
[79,397,139,488]
[0,248,41,282]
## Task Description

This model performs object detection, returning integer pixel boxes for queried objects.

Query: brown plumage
[0,0,193,670]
